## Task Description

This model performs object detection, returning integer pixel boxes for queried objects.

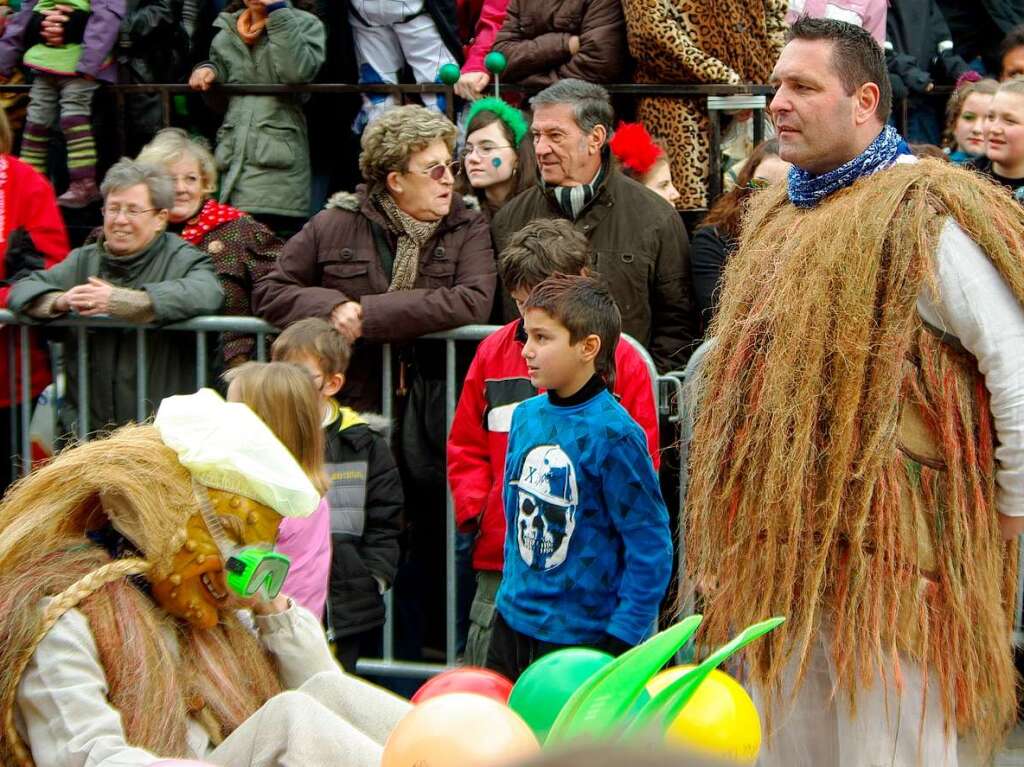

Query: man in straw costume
[0,389,411,766]
[686,16,1024,766]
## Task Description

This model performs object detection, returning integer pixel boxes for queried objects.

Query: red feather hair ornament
[608,122,663,177]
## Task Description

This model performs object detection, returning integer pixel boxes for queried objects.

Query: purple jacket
[0,0,124,83]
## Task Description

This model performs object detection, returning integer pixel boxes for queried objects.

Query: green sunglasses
[193,481,291,600]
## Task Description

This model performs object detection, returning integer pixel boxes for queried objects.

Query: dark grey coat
[8,233,224,436]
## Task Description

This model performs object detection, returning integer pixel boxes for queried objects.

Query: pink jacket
[785,0,886,44]
[458,0,510,73]
[276,497,331,619]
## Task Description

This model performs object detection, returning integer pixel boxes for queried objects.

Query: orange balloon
[383,692,541,767]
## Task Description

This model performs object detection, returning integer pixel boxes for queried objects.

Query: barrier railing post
[76,325,90,441]
[195,331,208,389]
[256,332,267,362]
[19,326,30,477]
[445,338,457,665]
[8,331,17,481]
[381,343,395,662]
[136,329,148,423]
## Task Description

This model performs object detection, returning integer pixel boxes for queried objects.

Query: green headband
[466,97,529,147]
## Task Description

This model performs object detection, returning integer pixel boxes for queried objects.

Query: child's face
[521,307,598,397]
[986,91,1024,173]
[955,93,993,157]
[280,353,343,401]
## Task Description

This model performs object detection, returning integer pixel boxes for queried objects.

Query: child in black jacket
[273,317,403,673]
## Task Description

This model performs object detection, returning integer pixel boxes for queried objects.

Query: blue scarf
[787,125,912,208]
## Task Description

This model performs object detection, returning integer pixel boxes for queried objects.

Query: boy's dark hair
[523,274,620,387]
[499,219,592,293]
[787,16,892,122]
[271,317,351,376]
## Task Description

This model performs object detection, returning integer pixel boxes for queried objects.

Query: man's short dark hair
[499,219,592,293]
[1001,25,1024,63]
[523,274,620,385]
[787,16,892,122]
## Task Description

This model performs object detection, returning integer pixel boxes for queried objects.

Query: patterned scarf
[787,125,912,208]
[180,198,244,244]
[553,163,606,220]
[374,192,441,292]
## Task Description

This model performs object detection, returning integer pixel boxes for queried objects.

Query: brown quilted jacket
[492,0,629,87]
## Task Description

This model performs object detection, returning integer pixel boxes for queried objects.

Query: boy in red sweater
[447,218,659,666]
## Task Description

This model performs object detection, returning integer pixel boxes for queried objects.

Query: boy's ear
[579,333,601,363]
[323,372,345,398]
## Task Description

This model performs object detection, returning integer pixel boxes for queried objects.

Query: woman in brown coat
[252,105,496,412]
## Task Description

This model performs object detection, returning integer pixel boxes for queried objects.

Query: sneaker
[57,178,101,209]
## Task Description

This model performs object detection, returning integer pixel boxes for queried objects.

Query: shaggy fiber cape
[687,159,1024,755]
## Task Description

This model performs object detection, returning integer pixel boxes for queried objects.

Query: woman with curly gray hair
[253,104,496,412]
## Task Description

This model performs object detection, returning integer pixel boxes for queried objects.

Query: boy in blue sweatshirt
[486,274,672,680]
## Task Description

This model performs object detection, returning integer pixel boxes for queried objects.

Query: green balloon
[484,51,508,75]
[546,616,704,744]
[438,63,461,86]
[508,648,613,743]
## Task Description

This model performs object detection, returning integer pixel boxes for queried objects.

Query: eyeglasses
[410,160,461,181]
[102,205,156,220]
[463,142,513,159]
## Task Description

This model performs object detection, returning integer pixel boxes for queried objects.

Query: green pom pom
[438,63,461,86]
[484,51,507,75]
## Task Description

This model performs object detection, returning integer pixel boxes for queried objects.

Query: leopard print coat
[622,0,786,209]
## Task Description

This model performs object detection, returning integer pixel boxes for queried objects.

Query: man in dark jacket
[7,158,224,437]
[937,0,1024,75]
[491,79,698,373]
[885,0,969,143]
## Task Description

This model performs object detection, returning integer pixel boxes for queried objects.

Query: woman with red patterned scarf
[137,128,283,367]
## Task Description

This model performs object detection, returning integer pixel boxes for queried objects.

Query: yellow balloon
[382,692,540,767]
[645,665,761,765]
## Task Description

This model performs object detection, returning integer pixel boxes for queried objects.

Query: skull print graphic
[512,445,579,570]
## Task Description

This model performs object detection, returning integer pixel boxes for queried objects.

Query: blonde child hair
[223,362,327,494]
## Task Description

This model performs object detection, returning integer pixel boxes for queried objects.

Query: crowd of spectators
[2,0,1024,669]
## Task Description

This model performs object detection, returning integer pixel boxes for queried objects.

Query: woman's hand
[454,72,490,101]
[189,67,217,92]
[62,277,114,316]
[330,301,363,342]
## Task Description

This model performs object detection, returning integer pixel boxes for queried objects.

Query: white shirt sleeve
[254,600,340,689]
[916,219,1024,517]
[16,608,164,767]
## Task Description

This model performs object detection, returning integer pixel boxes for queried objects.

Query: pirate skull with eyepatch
[104,389,320,629]
[513,445,578,571]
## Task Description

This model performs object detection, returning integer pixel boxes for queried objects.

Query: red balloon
[411,666,514,704]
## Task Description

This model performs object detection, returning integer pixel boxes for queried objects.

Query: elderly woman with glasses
[8,158,224,437]
[254,104,496,412]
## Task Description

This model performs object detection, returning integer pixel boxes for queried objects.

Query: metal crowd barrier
[0,311,681,678]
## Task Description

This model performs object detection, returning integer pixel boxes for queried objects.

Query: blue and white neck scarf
[787,125,913,208]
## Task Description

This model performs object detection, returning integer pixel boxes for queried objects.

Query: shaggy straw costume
[686,159,1024,756]
[0,426,285,766]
